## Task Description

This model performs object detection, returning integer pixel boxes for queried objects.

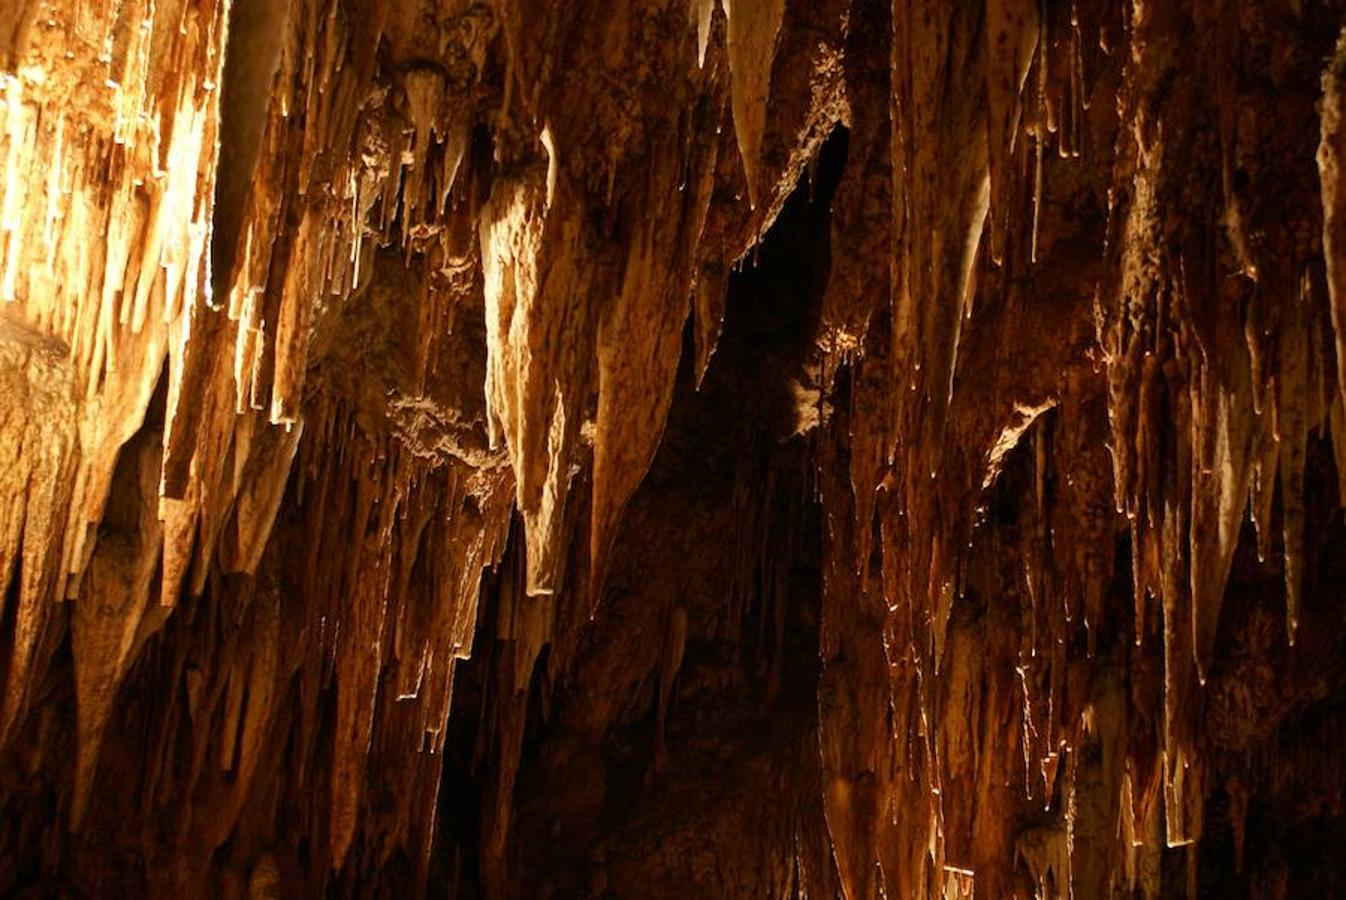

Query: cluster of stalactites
[0,0,230,799]
[816,2,1346,898]
[3,0,1346,895]
[0,0,824,888]
[0,0,510,880]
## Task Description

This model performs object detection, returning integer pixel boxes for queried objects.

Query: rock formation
[1,0,1345,896]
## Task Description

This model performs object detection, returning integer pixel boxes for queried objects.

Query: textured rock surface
[2,0,1346,896]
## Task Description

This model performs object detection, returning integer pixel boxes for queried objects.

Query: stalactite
[722,0,785,208]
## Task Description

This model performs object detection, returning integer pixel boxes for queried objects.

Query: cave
[2,0,1346,897]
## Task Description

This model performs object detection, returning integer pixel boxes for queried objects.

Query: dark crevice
[434,129,848,899]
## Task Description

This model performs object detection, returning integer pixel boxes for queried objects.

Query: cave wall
[1,0,1346,897]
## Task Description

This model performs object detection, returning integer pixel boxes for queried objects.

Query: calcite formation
[1,0,1345,896]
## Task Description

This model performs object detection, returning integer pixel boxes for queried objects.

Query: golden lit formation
[1,1,1344,896]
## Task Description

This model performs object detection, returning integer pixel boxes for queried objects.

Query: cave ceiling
[1,0,1346,896]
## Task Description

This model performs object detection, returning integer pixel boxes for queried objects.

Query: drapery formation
[2,0,1345,896]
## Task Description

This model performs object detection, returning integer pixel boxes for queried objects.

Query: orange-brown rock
[1,0,1345,896]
